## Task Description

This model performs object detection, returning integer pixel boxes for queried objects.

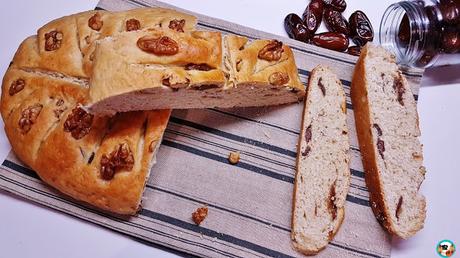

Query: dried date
[377,138,385,159]
[302,0,324,35]
[184,63,213,71]
[312,32,349,52]
[441,28,460,53]
[393,74,405,106]
[398,14,410,48]
[305,125,312,143]
[324,0,347,12]
[395,196,403,220]
[349,11,374,46]
[327,183,337,220]
[373,123,383,137]
[284,13,310,42]
[318,78,326,96]
[302,125,312,157]
[440,1,460,25]
[324,8,350,36]
[191,84,219,91]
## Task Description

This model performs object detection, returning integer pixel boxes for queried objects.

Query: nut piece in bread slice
[87,30,305,115]
[291,65,350,255]
[350,43,426,238]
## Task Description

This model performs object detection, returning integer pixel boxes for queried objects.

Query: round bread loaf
[0,8,196,214]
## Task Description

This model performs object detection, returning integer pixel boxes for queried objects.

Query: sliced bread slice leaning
[350,43,426,239]
[291,65,350,255]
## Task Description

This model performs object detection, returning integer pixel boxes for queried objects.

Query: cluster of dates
[399,0,459,67]
[284,0,373,56]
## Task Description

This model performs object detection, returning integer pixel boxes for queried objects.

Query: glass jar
[380,0,460,68]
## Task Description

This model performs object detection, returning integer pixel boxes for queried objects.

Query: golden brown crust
[77,8,197,76]
[88,29,225,107]
[225,36,303,91]
[87,29,224,113]
[12,8,197,79]
[1,7,185,214]
[37,13,86,78]
[350,44,426,238]
[2,68,87,167]
[351,44,391,231]
[95,29,221,68]
[34,110,170,214]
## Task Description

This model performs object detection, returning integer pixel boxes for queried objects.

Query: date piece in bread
[291,65,350,255]
[350,43,426,239]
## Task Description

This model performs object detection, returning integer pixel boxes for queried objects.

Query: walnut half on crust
[44,30,63,51]
[88,12,103,31]
[168,19,186,32]
[18,103,43,133]
[137,36,179,56]
[63,107,94,140]
[126,18,141,31]
[100,143,135,180]
[258,40,284,61]
[9,78,26,96]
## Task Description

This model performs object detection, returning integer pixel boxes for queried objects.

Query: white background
[0,1,459,257]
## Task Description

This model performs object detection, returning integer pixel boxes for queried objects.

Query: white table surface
[0,1,459,257]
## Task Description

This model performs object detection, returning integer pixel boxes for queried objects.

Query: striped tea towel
[0,0,425,257]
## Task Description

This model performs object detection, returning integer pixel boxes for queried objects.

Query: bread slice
[291,65,350,255]
[350,44,426,238]
[87,31,305,115]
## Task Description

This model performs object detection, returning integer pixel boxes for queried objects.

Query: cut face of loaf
[351,44,426,238]
[291,65,350,255]
[87,30,305,115]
